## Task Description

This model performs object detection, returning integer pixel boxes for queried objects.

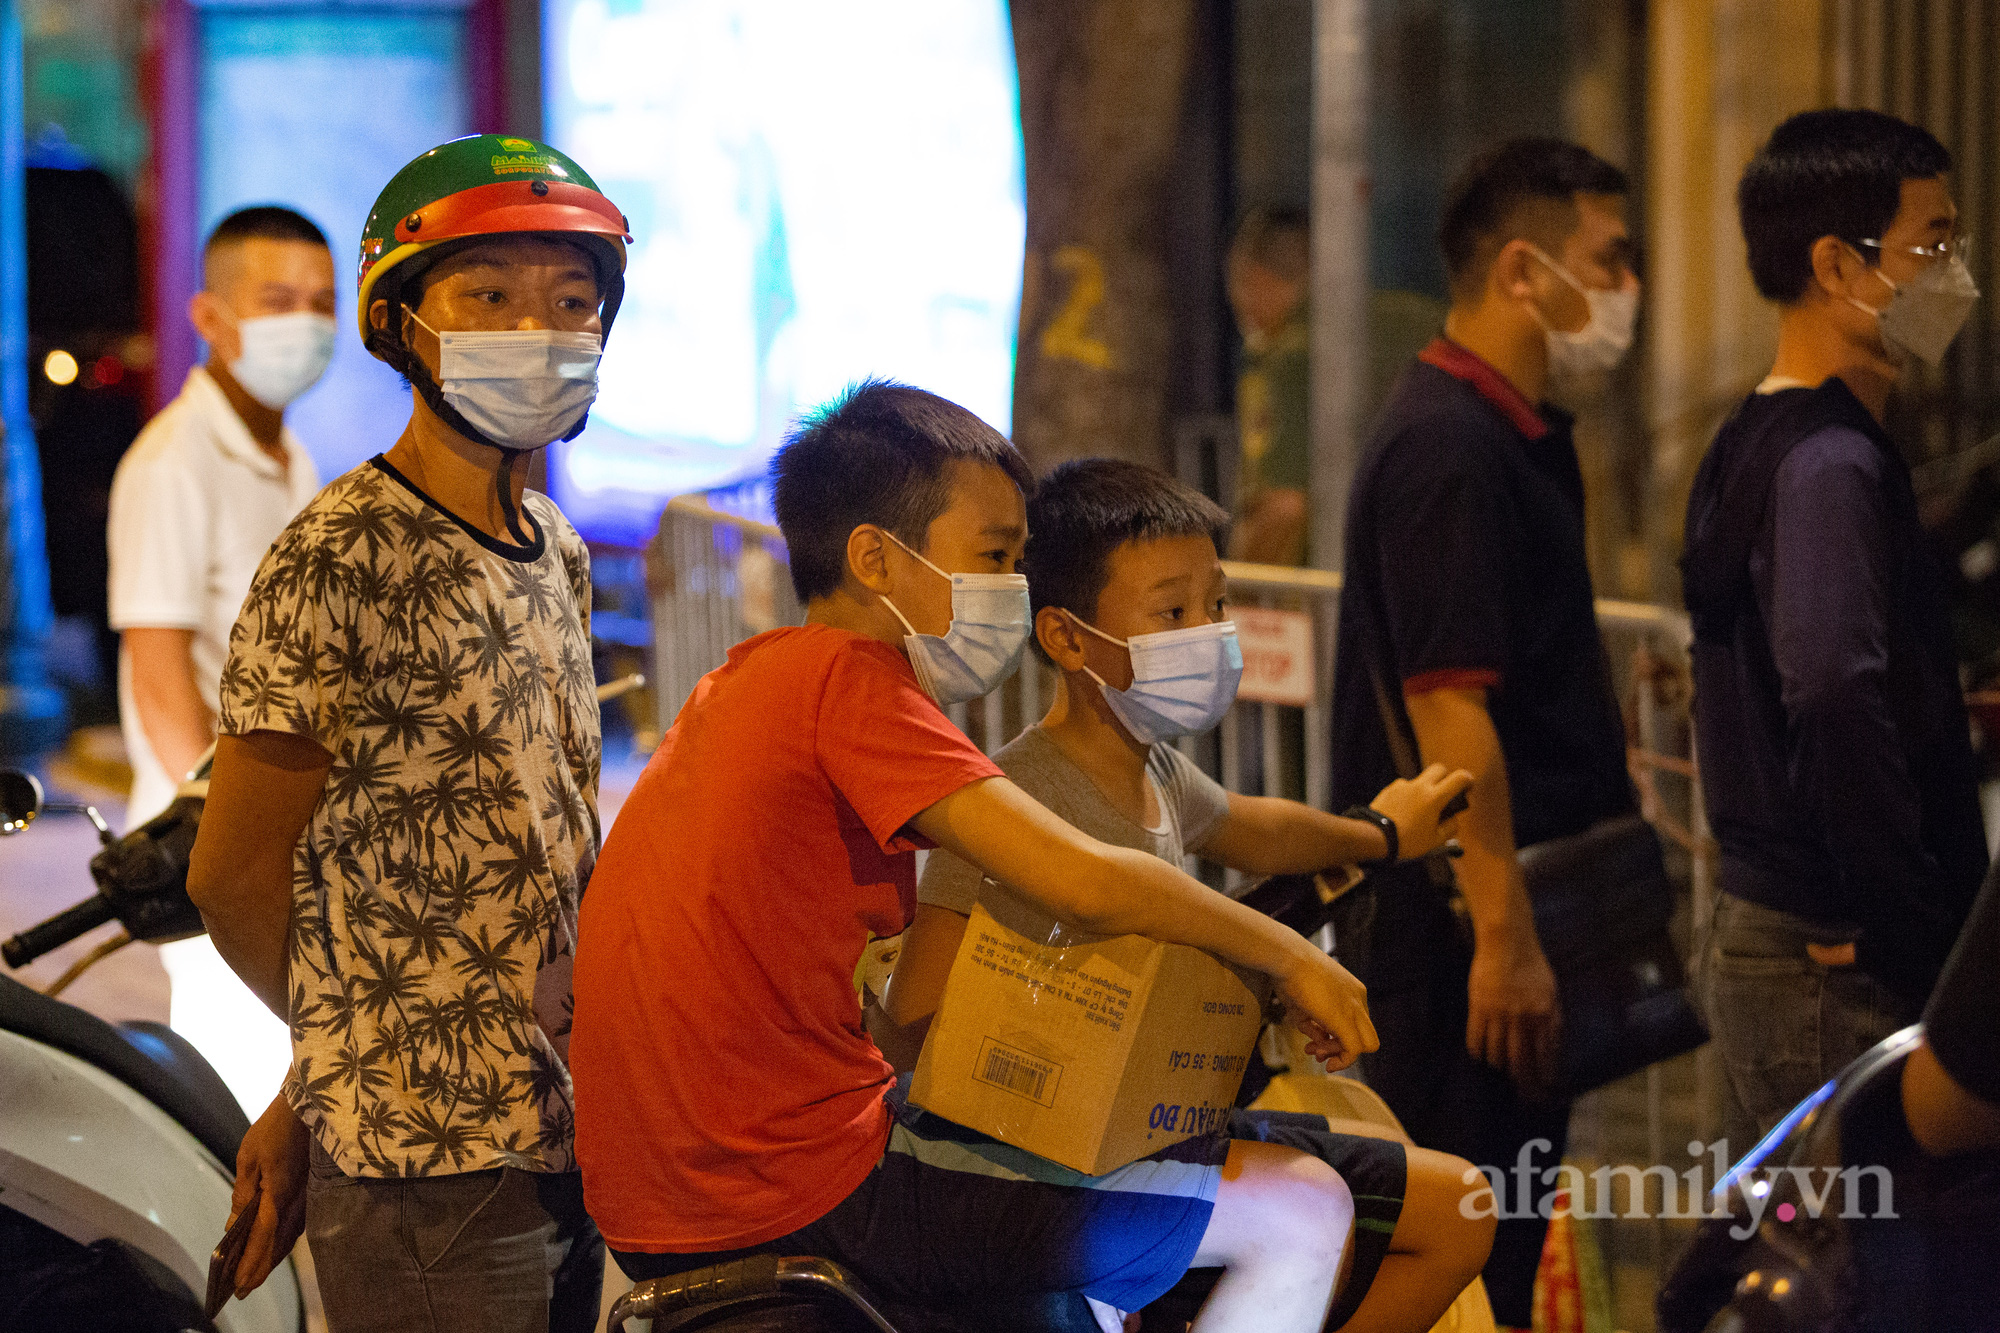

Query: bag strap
[1368,660,1459,891]
[1369,663,1421,780]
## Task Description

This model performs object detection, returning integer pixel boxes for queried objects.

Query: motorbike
[0,764,304,1333]
[1657,1024,2000,1333]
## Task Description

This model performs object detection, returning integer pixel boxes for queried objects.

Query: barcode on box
[973,1038,1061,1108]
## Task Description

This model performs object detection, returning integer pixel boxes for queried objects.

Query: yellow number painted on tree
[1039,245,1115,371]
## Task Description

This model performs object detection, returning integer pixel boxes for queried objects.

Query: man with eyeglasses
[1682,109,1988,1136]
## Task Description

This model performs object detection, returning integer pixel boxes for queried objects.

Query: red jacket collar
[1417,338,1549,441]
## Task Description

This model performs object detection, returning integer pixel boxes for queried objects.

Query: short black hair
[1439,138,1627,298]
[1737,109,1952,303]
[204,205,328,256]
[1230,205,1310,283]
[773,379,1033,602]
[1023,458,1229,661]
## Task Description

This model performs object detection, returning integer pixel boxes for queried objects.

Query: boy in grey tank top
[885,459,1495,1332]
[917,725,1230,938]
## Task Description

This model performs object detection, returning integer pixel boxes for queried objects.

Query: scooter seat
[0,972,248,1167]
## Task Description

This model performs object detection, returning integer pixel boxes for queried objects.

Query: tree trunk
[1010,0,1196,474]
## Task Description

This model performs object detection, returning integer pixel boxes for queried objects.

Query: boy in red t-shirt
[571,381,1458,1331]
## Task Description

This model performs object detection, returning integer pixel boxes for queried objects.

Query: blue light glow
[199,11,471,481]
[1713,1078,1838,1200]
[543,0,1025,545]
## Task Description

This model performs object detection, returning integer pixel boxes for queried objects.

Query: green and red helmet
[357,134,631,362]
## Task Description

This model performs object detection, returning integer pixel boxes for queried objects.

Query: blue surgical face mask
[879,531,1030,706]
[227,309,336,409]
[1072,615,1243,744]
[407,309,601,450]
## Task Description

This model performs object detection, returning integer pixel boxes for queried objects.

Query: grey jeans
[1699,892,1917,1137]
[305,1140,603,1333]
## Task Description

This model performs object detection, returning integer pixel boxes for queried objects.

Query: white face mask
[1072,616,1243,745]
[227,310,336,410]
[1525,245,1638,381]
[1846,249,1980,369]
[408,310,602,450]
[878,531,1031,706]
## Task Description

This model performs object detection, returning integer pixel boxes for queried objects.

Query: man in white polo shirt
[107,205,333,1111]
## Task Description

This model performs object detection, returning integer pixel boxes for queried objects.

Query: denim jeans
[1700,892,1917,1138]
[304,1140,603,1333]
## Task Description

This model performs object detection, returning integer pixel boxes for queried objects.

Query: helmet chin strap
[497,451,530,546]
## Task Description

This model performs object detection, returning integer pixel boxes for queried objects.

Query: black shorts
[614,1080,1407,1325]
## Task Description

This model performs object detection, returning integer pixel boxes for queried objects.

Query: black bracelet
[1343,804,1397,866]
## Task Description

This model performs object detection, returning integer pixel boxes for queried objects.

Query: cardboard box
[909,896,1269,1175]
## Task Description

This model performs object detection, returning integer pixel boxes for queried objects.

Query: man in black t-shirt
[1885,866,2000,1329]
[1906,865,2000,1156]
[1330,139,1640,1330]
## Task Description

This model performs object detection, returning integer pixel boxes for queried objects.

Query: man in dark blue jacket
[1682,108,1988,1136]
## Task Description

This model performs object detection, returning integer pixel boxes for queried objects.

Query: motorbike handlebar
[3,894,117,969]
[0,686,651,976]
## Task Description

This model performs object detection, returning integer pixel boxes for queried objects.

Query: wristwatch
[1343,804,1398,866]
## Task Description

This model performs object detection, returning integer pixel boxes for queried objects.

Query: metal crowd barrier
[649,492,1701,837]
[650,493,803,732]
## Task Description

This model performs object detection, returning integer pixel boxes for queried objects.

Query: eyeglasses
[1857,233,1973,262]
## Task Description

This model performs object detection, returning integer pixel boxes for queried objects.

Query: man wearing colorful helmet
[185,135,628,1330]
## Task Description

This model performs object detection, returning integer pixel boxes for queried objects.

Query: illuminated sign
[543,0,1025,545]
[199,10,471,482]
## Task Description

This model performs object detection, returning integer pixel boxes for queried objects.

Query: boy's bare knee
[1285,1156,1355,1263]
[1450,1181,1497,1277]
[1211,1143,1355,1268]
[1400,1147,1496,1279]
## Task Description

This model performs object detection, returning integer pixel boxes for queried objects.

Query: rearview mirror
[0,770,44,834]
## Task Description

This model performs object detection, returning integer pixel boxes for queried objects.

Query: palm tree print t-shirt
[219,456,600,1177]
